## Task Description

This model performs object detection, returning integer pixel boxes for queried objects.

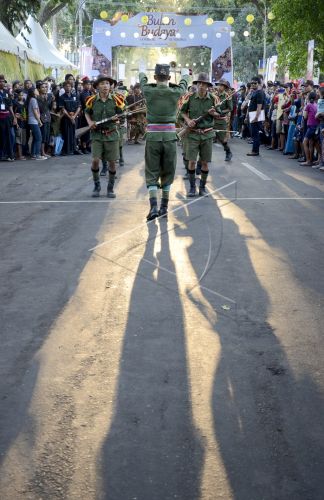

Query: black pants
[0,117,14,159]
[251,121,262,153]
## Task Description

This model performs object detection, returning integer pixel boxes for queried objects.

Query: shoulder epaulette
[112,92,126,109]
[85,94,97,109]
[178,91,192,109]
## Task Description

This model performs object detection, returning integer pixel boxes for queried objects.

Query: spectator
[27,88,47,160]
[59,81,81,155]
[301,91,319,166]
[0,74,16,161]
[246,76,265,156]
[13,90,27,160]
[37,81,52,157]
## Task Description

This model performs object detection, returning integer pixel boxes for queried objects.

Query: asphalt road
[0,139,324,500]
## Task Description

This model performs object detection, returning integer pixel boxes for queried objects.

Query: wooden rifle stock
[75,108,146,139]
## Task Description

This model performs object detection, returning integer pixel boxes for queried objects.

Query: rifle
[75,107,146,139]
[177,89,236,140]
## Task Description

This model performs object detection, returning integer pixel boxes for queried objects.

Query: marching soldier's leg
[223,141,233,162]
[106,139,120,198]
[159,140,177,217]
[198,138,213,196]
[119,146,124,167]
[107,166,116,198]
[145,142,161,221]
[186,138,199,197]
[91,159,101,197]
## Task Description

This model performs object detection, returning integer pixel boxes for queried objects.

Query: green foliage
[271,0,324,77]
[0,0,41,33]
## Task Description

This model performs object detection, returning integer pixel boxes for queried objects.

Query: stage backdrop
[91,13,232,84]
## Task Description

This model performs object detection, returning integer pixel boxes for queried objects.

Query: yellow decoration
[246,14,255,23]
[100,11,108,20]
[121,14,129,22]
[141,15,148,24]
[206,18,213,25]
[184,18,192,26]
[268,11,275,20]
[226,16,234,25]
[162,16,170,24]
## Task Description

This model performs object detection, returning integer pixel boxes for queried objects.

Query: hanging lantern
[184,18,192,26]
[226,16,234,25]
[206,18,213,25]
[230,31,235,37]
[121,14,129,22]
[100,11,108,20]
[268,12,275,20]
[141,15,148,24]
[243,30,250,37]
[246,14,255,23]
[216,32,222,38]
[162,16,170,25]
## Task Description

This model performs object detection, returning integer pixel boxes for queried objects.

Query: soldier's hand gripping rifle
[177,108,216,140]
[75,107,146,138]
[177,89,236,140]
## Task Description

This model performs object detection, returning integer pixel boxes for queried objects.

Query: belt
[100,128,116,136]
[147,123,176,132]
[190,127,214,135]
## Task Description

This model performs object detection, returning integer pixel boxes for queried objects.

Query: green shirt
[139,73,189,142]
[180,92,215,140]
[85,94,122,142]
[214,91,233,126]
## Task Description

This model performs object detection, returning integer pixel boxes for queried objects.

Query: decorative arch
[91,13,233,83]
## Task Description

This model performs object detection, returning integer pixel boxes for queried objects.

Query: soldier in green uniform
[85,75,123,198]
[214,79,233,162]
[180,73,217,197]
[139,64,189,220]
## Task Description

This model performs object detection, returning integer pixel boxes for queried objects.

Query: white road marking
[140,257,236,304]
[241,162,272,181]
[88,180,237,251]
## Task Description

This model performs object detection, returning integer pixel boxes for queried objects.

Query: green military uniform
[85,93,122,161]
[213,79,233,162]
[180,92,215,162]
[139,64,189,220]
[86,74,122,198]
[139,72,188,187]
[214,91,233,143]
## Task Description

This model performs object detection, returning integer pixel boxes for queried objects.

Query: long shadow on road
[97,222,204,500]
[171,194,324,500]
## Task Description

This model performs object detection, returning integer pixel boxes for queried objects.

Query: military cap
[155,64,170,76]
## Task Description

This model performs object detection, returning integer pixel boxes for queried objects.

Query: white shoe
[36,155,47,160]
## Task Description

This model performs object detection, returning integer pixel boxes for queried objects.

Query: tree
[271,0,324,77]
[0,0,41,33]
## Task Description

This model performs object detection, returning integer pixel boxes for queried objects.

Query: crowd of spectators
[0,73,136,162]
[231,77,324,170]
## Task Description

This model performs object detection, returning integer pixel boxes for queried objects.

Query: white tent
[0,21,44,65]
[16,15,77,69]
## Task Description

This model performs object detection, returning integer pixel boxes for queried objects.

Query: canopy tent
[0,21,45,80]
[16,15,77,69]
[0,21,44,64]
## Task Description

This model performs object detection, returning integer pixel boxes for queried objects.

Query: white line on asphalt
[140,256,236,304]
[241,162,272,181]
[89,180,237,251]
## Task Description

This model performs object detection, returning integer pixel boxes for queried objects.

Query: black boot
[92,181,101,198]
[187,171,196,197]
[107,171,116,198]
[224,145,232,162]
[159,198,168,218]
[100,161,108,176]
[199,181,207,196]
[147,198,159,221]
